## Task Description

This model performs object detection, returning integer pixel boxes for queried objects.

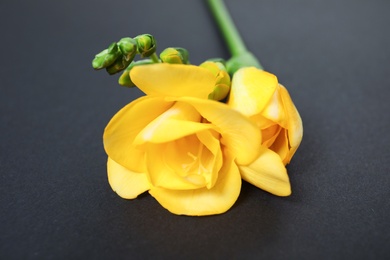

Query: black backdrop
[1,0,389,259]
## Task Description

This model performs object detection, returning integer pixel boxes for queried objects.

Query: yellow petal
[107,157,150,199]
[261,124,282,148]
[130,63,216,99]
[149,154,241,216]
[279,85,303,163]
[228,67,278,117]
[196,130,223,189]
[104,96,173,172]
[133,101,215,145]
[249,114,276,129]
[270,128,289,164]
[134,119,215,144]
[239,146,291,196]
[175,96,262,166]
[261,87,287,128]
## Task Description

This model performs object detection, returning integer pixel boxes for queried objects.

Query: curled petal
[133,101,215,145]
[149,154,241,216]
[261,124,282,148]
[175,96,262,166]
[270,128,290,165]
[249,114,275,129]
[107,157,150,199]
[103,96,173,172]
[279,85,303,163]
[196,130,223,189]
[130,63,216,99]
[239,147,291,196]
[228,67,278,117]
[261,88,287,128]
[134,119,215,145]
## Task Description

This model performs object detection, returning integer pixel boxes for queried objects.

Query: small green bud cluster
[92,34,158,74]
[93,33,196,87]
[93,34,163,86]
[93,34,230,96]
[92,37,138,75]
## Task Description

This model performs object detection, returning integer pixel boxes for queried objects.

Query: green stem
[207,0,263,73]
[149,52,160,63]
[207,0,247,56]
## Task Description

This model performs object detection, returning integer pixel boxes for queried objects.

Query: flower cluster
[92,3,304,215]
[96,39,302,215]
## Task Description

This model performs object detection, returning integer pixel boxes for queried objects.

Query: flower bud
[160,47,189,64]
[175,47,190,64]
[117,37,137,61]
[106,55,130,75]
[118,60,154,87]
[105,38,138,75]
[135,34,157,58]
[105,39,138,75]
[200,61,231,101]
[92,42,121,70]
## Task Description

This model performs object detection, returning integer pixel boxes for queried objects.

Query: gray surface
[1,0,389,259]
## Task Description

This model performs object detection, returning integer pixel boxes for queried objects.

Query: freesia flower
[104,63,263,216]
[93,0,304,216]
[228,67,303,192]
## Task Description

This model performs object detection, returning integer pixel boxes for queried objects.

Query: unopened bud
[200,61,231,101]
[105,39,138,75]
[175,48,189,64]
[106,55,131,75]
[92,42,121,70]
[117,37,137,61]
[160,47,189,64]
[135,34,157,58]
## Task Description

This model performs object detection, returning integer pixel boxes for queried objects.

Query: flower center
[181,141,211,186]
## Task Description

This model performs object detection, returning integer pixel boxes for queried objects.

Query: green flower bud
[200,61,231,101]
[105,39,138,75]
[135,34,157,58]
[118,60,154,87]
[160,48,184,64]
[92,42,121,70]
[117,37,137,61]
[106,55,131,75]
[175,47,190,64]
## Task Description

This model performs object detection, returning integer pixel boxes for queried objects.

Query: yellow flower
[228,67,303,195]
[104,64,262,216]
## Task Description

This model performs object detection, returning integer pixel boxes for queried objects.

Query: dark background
[1,0,389,259]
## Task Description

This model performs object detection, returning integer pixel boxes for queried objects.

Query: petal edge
[107,157,150,199]
[239,147,291,196]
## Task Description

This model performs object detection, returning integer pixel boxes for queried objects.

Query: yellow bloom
[104,64,262,216]
[228,67,303,195]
